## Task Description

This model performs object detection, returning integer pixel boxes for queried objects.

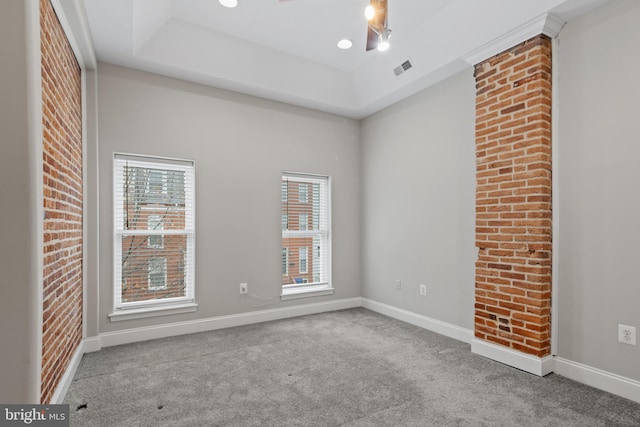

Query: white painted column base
[471,338,555,377]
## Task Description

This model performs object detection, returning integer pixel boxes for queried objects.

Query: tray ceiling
[83,0,611,118]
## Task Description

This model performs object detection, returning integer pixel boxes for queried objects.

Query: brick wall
[474,35,552,357]
[41,0,83,403]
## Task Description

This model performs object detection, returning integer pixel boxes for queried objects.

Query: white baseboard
[68,297,639,407]
[361,298,474,344]
[51,298,360,403]
[50,341,86,404]
[471,338,555,377]
[97,297,362,348]
[82,336,101,353]
[555,357,640,404]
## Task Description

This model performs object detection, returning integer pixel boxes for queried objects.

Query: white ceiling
[82,0,611,119]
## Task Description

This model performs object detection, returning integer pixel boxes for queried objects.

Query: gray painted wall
[0,0,40,403]
[3,0,637,403]
[556,0,640,381]
[96,63,361,333]
[360,69,476,330]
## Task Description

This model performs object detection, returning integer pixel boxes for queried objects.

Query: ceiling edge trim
[462,12,566,66]
[50,0,98,70]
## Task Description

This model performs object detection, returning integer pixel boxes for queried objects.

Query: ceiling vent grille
[393,59,413,77]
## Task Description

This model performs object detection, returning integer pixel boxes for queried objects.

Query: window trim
[281,284,335,301]
[112,153,196,319]
[108,302,198,322]
[281,172,332,300]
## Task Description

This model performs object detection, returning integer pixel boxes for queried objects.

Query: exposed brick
[474,34,552,358]
[40,0,83,404]
[501,103,526,115]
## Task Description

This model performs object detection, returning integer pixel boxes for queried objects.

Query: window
[148,215,164,248]
[282,214,288,231]
[299,247,308,273]
[282,248,288,275]
[147,169,167,197]
[299,213,308,231]
[148,257,167,290]
[281,173,332,300]
[112,154,196,318]
[298,184,308,203]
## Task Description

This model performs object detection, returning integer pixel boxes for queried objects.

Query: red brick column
[41,0,83,403]
[474,35,552,358]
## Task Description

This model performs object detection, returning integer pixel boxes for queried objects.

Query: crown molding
[50,0,97,70]
[463,12,566,66]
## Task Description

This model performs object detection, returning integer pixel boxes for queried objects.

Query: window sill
[280,285,335,301]
[109,302,198,322]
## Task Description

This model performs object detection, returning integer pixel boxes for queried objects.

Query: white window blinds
[114,154,195,310]
[281,173,330,289]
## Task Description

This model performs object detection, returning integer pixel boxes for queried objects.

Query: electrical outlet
[395,280,402,290]
[618,324,636,345]
[239,283,248,295]
[419,284,427,296]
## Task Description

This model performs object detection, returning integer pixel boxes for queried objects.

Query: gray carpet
[64,308,640,426]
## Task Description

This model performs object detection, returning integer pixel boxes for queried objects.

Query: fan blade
[366,0,388,51]
[366,26,378,51]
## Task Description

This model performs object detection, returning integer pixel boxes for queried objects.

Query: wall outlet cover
[419,284,427,296]
[618,324,636,346]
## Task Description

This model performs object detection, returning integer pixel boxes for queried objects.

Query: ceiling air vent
[393,59,413,77]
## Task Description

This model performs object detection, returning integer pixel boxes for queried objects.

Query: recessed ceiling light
[337,39,353,50]
[219,0,238,8]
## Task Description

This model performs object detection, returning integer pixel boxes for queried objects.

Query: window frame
[281,172,333,300]
[110,153,197,321]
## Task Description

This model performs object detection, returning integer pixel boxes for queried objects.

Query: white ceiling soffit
[82,0,613,119]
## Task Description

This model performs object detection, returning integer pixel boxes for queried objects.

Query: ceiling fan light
[377,29,391,52]
[365,5,375,20]
[219,0,238,8]
[337,39,353,50]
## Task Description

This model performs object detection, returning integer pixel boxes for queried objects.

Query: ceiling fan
[278,0,391,51]
[365,0,390,51]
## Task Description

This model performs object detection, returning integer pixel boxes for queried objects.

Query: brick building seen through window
[114,156,194,309]
[281,176,328,287]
